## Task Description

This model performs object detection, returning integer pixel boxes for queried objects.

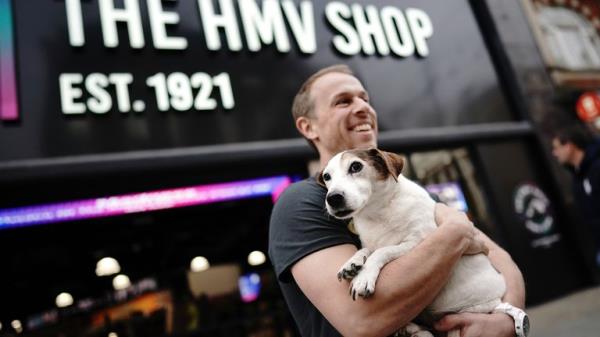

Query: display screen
[239,273,261,303]
[425,181,468,212]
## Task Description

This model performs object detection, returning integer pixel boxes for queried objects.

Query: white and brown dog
[318,148,506,337]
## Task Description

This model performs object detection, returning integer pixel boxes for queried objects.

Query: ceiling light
[55,292,74,308]
[248,251,266,266]
[112,274,131,290]
[11,320,22,334]
[96,257,121,276]
[190,256,210,272]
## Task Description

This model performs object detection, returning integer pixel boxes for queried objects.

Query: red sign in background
[576,92,600,122]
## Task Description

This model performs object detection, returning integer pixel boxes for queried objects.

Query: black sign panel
[0,0,513,162]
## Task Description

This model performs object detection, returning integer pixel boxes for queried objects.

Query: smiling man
[268,65,526,337]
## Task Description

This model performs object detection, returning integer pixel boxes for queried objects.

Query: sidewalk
[527,286,600,337]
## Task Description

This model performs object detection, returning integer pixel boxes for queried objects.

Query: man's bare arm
[291,205,480,337]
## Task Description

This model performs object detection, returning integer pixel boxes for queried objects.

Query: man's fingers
[434,314,467,331]
[464,237,489,255]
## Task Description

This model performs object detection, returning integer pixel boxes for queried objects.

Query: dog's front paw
[349,267,379,300]
[337,249,369,281]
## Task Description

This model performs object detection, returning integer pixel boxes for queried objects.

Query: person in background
[552,125,600,268]
[269,64,526,337]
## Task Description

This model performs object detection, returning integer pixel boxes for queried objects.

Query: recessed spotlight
[11,320,22,334]
[96,257,121,276]
[55,292,74,308]
[190,256,210,272]
[112,274,131,290]
[248,251,266,266]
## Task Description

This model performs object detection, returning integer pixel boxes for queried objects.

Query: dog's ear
[316,170,326,187]
[367,148,404,181]
[381,151,404,180]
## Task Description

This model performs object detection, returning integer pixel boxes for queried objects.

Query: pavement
[527,286,600,337]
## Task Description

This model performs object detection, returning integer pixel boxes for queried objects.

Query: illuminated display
[425,182,468,212]
[0,175,291,229]
[0,0,18,121]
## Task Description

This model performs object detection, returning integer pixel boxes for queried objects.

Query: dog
[318,148,506,337]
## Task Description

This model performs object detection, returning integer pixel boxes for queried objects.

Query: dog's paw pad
[337,262,363,281]
[349,272,377,299]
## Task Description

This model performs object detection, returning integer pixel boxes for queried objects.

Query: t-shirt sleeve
[268,180,359,283]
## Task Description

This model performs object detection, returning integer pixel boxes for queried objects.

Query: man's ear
[296,116,318,141]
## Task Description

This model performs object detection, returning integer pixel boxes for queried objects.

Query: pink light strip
[1,0,19,121]
[0,176,292,229]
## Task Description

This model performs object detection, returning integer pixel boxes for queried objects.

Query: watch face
[523,315,530,336]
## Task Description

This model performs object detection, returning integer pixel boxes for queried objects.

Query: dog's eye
[322,173,331,182]
[349,161,363,174]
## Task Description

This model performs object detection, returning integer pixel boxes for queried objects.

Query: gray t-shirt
[269,177,360,336]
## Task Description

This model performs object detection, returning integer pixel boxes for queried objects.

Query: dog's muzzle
[326,192,354,218]
[326,192,346,209]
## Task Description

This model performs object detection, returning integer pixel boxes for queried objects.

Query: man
[552,125,600,267]
[269,65,526,337]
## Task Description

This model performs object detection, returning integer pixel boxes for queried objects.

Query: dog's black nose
[326,192,346,209]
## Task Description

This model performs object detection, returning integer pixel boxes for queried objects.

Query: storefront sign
[0,0,512,163]
[514,183,561,248]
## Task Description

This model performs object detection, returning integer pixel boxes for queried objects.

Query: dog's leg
[394,322,434,337]
[349,243,415,299]
[337,248,371,281]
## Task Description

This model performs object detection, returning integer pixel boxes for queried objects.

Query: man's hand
[435,312,514,337]
[434,203,489,256]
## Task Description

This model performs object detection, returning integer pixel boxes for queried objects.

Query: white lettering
[197,0,242,51]
[99,0,145,48]
[326,2,361,56]
[59,73,86,114]
[281,0,316,54]
[406,8,433,57]
[65,0,85,46]
[85,73,112,114]
[239,0,289,52]
[380,7,414,57]
[109,73,134,112]
[352,4,389,56]
[147,0,188,49]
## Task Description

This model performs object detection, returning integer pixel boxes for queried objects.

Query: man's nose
[352,98,372,116]
[326,192,346,209]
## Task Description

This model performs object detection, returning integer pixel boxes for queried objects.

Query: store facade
[0,0,595,336]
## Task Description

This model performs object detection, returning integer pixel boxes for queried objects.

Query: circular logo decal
[514,183,554,235]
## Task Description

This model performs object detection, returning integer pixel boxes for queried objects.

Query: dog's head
[318,148,404,219]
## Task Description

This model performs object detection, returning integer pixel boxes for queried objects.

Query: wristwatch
[493,302,530,337]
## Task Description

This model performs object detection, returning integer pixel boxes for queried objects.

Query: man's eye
[348,162,363,174]
[323,173,331,181]
[336,98,351,105]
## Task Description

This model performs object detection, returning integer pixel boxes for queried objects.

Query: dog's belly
[427,254,506,314]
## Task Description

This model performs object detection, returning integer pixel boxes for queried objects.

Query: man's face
[551,138,573,165]
[308,73,378,158]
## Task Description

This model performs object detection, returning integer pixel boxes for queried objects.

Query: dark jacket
[573,139,600,245]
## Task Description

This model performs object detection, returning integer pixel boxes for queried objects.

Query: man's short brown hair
[291,64,354,121]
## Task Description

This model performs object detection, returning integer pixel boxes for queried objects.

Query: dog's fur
[319,148,506,337]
